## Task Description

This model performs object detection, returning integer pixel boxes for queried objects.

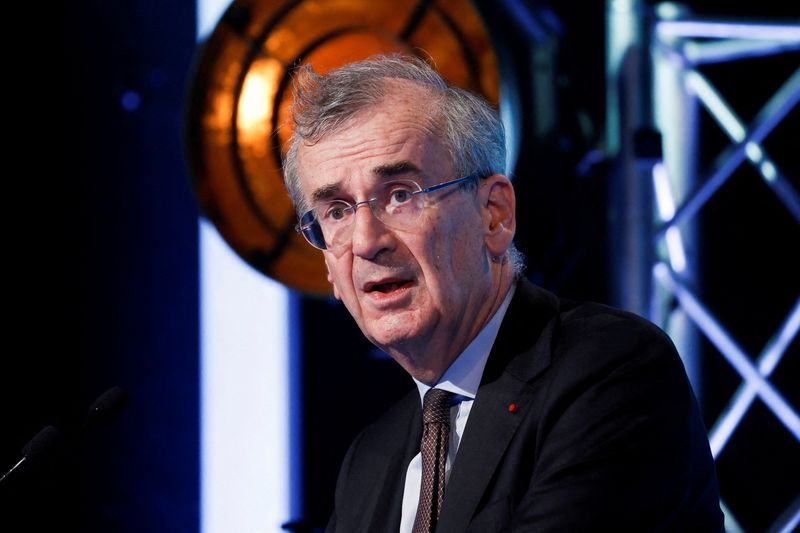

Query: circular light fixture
[185,0,500,294]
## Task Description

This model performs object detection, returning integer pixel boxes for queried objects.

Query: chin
[367,328,415,351]
[356,300,437,349]
[365,317,423,351]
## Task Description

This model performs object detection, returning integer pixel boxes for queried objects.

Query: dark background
[2,1,796,531]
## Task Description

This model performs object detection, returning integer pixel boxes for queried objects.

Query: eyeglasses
[296,174,480,250]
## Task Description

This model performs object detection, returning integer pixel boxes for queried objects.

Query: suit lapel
[383,400,422,531]
[359,391,422,532]
[436,281,559,532]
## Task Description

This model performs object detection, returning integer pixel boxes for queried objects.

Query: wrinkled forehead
[321,81,442,143]
[295,96,452,203]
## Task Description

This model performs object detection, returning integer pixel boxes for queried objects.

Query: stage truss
[649,7,799,533]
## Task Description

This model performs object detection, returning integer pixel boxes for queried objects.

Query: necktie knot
[422,388,454,425]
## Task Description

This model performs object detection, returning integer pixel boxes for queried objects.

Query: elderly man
[282,55,722,532]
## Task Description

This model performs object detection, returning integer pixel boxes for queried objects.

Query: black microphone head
[21,425,63,459]
[0,426,64,488]
[85,386,129,429]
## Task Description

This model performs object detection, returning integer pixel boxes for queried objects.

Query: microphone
[0,386,128,485]
[0,425,63,483]
[84,385,129,431]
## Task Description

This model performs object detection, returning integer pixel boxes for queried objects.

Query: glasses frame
[296,173,482,250]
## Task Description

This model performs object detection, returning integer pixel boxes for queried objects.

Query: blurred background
[3,0,796,531]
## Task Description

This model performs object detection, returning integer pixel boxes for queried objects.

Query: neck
[399,262,514,385]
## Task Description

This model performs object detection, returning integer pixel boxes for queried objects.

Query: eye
[322,202,350,221]
[387,186,414,205]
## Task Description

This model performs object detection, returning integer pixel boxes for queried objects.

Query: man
[282,55,723,532]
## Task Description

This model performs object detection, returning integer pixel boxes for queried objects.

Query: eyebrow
[310,183,341,204]
[373,160,421,178]
[309,160,422,204]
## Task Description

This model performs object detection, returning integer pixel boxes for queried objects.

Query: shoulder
[337,388,420,477]
[497,286,721,531]
[538,298,696,428]
[494,281,688,390]
[557,299,677,359]
[504,280,691,408]
[507,280,685,380]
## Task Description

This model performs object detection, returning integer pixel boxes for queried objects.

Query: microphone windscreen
[21,425,63,459]
[86,386,129,428]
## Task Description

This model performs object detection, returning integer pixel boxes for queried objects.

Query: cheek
[442,217,488,282]
[421,215,480,283]
[324,255,349,301]
[418,219,450,275]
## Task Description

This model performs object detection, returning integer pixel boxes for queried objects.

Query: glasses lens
[298,180,428,250]
[299,210,327,250]
[372,181,423,229]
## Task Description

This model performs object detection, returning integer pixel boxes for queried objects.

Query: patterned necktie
[412,388,454,533]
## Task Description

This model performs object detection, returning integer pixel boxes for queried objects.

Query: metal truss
[649,9,800,533]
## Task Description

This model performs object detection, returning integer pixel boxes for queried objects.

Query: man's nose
[349,201,394,259]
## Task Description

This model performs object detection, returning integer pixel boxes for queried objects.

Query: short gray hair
[282,54,525,278]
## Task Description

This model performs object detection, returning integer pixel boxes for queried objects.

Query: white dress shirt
[399,286,515,533]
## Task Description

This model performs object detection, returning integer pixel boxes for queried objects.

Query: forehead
[295,90,453,200]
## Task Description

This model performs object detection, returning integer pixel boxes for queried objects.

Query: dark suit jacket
[327,281,723,532]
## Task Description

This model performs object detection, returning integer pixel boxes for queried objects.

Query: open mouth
[364,279,413,294]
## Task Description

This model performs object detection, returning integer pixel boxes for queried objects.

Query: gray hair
[282,54,525,278]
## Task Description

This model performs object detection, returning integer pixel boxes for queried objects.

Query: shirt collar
[414,284,516,403]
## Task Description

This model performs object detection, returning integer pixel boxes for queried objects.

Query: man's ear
[481,174,516,258]
[325,259,341,300]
